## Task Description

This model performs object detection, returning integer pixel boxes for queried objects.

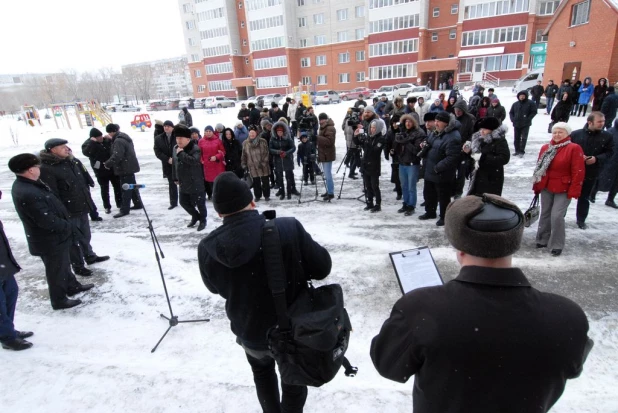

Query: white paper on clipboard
[389,246,443,294]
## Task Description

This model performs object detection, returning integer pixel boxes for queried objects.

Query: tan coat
[242,137,271,177]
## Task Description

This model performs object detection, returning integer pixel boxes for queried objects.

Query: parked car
[246,95,264,106]
[339,87,372,101]
[166,99,180,110]
[193,98,206,109]
[131,114,152,131]
[117,104,141,112]
[405,86,432,101]
[314,90,341,105]
[148,101,167,111]
[375,85,398,101]
[512,69,544,94]
[204,96,236,108]
[178,99,191,109]
[394,83,416,98]
[263,93,283,107]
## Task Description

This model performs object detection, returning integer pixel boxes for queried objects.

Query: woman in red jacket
[198,125,226,199]
[532,122,585,256]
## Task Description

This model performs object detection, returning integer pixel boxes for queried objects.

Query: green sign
[530,42,547,55]
[530,43,547,69]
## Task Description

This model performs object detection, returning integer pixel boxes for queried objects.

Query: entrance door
[562,62,582,83]
[473,57,484,82]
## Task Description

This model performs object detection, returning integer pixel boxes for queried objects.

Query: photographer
[297,132,316,185]
[355,119,386,212]
[343,108,360,179]
[298,106,318,140]
[317,113,337,200]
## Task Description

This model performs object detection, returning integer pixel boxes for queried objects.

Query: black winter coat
[269,122,296,171]
[570,125,614,179]
[198,211,331,350]
[237,108,251,127]
[601,93,618,122]
[0,220,20,279]
[154,132,177,178]
[453,100,476,142]
[392,126,426,166]
[486,103,506,123]
[249,108,261,127]
[222,135,243,175]
[11,176,73,256]
[421,116,462,183]
[545,83,559,98]
[384,128,400,164]
[551,99,573,123]
[467,126,510,196]
[172,140,205,195]
[531,84,545,99]
[597,120,618,192]
[296,141,316,165]
[509,95,537,128]
[355,129,386,176]
[39,152,94,216]
[105,132,140,176]
[371,266,592,413]
[81,138,115,178]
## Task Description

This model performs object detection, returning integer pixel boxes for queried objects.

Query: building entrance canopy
[458,47,505,58]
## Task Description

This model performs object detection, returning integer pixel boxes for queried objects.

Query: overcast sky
[0,0,186,74]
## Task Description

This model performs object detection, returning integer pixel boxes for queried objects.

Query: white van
[512,69,544,94]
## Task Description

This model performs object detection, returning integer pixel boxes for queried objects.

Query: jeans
[167,175,179,207]
[179,192,207,222]
[546,97,555,114]
[576,177,596,223]
[69,213,96,270]
[513,126,530,154]
[0,275,18,341]
[119,174,142,214]
[244,349,308,413]
[96,174,122,209]
[399,164,420,208]
[322,161,334,195]
[40,245,81,306]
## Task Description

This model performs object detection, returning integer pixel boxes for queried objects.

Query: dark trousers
[96,174,122,209]
[252,176,271,199]
[40,245,81,306]
[576,177,596,223]
[0,275,18,341]
[348,149,360,176]
[363,173,381,205]
[245,350,308,413]
[275,169,295,195]
[69,213,96,270]
[179,192,207,222]
[577,104,589,117]
[513,126,530,154]
[269,158,276,186]
[167,175,179,207]
[87,191,100,220]
[302,163,315,183]
[204,181,214,199]
[119,174,142,214]
[390,164,401,196]
[424,180,454,219]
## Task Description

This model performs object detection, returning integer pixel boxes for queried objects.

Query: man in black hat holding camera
[371,194,593,413]
[9,154,94,310]
[198,172,332,413]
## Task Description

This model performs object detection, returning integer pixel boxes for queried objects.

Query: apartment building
[179,0,564,98]
[122,57,193,99]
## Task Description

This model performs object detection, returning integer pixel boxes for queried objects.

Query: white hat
[552,122,572,136]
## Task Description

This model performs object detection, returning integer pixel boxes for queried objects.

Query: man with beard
[39,139,109,277]
[317,113,337,200]
[154,120,178,210]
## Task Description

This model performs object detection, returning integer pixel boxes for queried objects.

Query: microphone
[122,183,146,190]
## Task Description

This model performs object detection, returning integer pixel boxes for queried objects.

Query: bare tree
[61,69,81,101]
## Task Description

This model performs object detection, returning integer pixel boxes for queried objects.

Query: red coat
[198,136,226,182]
[533,138,585,199]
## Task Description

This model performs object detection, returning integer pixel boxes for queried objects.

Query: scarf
[249,137,260,146]
[532,140,572,183]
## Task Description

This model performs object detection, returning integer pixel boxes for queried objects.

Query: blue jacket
[233,125,249,145]
[578,78,594,105]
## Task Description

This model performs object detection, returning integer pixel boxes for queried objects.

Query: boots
[404,206,415,216]
[397,203,408,213]
[363,202,374,211]
[279,191,286,200]
[370,204,381,213]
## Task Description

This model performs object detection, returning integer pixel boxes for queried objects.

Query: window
[432,32,438,42]
[191,53,200,62]
[535,29,548,42]
[254,56,288,70]
[449,29,456,39]
[313,0,323,3]
[301,57,311,67]
[339,52,350,63]
[301,76,312,85]
[314,35,326,45]
[251,36,284,51]
[464,0,530,20]
[182,3,191,13]
[194,69,202,77]
[299,17,307,27]
[369,63,417,80]
[243,39,247,46]
[186,20,195,30]
[298,0,305,5]
[317,75,327,85]
[337,9,348,21]
[249,15,284,31]
[369,39,419,57]
[188,37,196,46]
[200,27,228,40]
[571,1,590,26]
[433,7,440,17]
[196,7,225,21]
[246,0,283,10]
[458,53,524,73]
[355,5,365,17]
[239,1,242,8]
[197,85,206,93]
[316,55,326,65]
[337,31,348,42]
[356,28,365,40]
[299,38,308,47]
[208,80,233,91]
[369,14,420,33]
[451,4,458,14]
[241,21,245,28]
[257,75,289,88]
[369,0,418,8]
[539,0,559,15]
[356,50,365,61]
[202,45,231,57]
[314,13,324,24]
[356,72,365,82]
[461,25,527,47]
[206,62,233,75]
[245,57,250,64]
[339,73,350,83]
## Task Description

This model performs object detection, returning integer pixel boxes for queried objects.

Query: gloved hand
[280,151,286,158]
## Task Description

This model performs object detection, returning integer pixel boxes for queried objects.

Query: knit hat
[445,194,524,259]
[212,172,253,215]
[476,117,501,131]
[423,112,437,122]
[364,105,376,114]
[163,120,174,127]
[189,127,201,136]
[300,132,309,140]
[204,125,215,132]
[215,123,225,131]
[318,113,328,121]
[8,153,40,173]
[89,127,103,138]
[105,123,119,133]
[552,122,572,136]
[44,138,68,151]
[174,124,192,139]
[435,111,451,124]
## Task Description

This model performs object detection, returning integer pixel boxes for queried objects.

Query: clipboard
[389,246,444,295]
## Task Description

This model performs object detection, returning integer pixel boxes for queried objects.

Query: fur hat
[445,194,524,259]
[435,111,451,124]
[44,138,68,151]
[8,153,40,173]
[552,122,572,136]
[174,124,192,139]
[89,127,103,138]
[423,112,437,122]
[163,120,174,127]
[212,172,253,215]
[476,117,501,131]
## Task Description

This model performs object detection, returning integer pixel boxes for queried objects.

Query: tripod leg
[151,324,173,353]
[298,174,304,204]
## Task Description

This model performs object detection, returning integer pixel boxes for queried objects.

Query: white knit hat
[552,122,572,136]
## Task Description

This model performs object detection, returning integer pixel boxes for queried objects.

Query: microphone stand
[132,187,210,353]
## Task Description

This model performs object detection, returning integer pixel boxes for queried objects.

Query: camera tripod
[337,148,366,203]
[298,160,330,204]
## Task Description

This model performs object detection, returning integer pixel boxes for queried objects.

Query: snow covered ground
[0,88,617,412]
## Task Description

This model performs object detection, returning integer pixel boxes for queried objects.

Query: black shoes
[418,213,437,220]
[187,218,198,228]
[363,203,374,211]
[397,204,408,213]
[396,194,402,201]
[322,194,334,201]
[67,283,95,296]
[130,205,143,210]
[74,267,93,277]
[606,200,618,209]
[589,197,596,204]
[287,193,292,200]
[85,255,110,265]
[197,221,206,231]
[91,216,103,222]
[551,249,562,256]
[52,298,82,310]
[321,192,329,197]
[1,338,32,351]
[291,189,300,196]
[16,331,34,339]
[113,211,129,218]
[420,201,426,207]
[404,206,415,216]
[167,205,177,210]
[265,197,270,201]
[104,208,112,214]
[436,218,445,227]
[279,193,285,200]
[348,174,358,180]
[536,243,547,248]
[370,205,381,213]
[577,221,588,230]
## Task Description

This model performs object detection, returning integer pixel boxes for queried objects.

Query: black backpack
[262,219,357,387]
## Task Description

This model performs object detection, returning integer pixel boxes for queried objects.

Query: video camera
[346,108,362,128]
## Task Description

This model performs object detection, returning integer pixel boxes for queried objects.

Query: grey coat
[242,137,271,178]
[172,140,205,195]
[104,132,140,176]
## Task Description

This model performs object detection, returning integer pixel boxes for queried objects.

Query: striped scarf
[532,140,572,183]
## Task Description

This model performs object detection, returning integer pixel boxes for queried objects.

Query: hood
[39,150,71,165]
[583,76,592,85]
[271,120,291,140]
[598,78,608,86]
[115,132,134,145]
[399,114,417,128]
[200,211,265,269]
[223,128,236,141]
[322,118,335,129]
[517,91,529,100]
[491,98,501,106]
[453,99,469,112]
[370,118,385,136]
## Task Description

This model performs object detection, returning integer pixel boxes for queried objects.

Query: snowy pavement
[0,88,617,412]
